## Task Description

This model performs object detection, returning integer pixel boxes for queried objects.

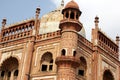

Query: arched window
[61,49,66,56]
[103,70,114,80]
[73,51,77,57]
[78,57,87,79]
[41,52,53,72]
[70,12,74,19]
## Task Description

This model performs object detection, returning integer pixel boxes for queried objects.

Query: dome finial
[61,0,64,6]
[94,16,99,29]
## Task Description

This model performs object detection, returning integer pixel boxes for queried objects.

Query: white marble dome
[39,5,86,38]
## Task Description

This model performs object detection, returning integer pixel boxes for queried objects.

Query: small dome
[65,0,79,9]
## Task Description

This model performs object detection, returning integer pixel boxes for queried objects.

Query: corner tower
[56,0,83,80]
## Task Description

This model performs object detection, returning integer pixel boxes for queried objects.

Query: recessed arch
[103,70,114,80]
[73,50,77,57]
[1,57,19,71]
[0,57,19,80]
[61,49,66,56]
[78,56,87,78]
[40,52,53,72]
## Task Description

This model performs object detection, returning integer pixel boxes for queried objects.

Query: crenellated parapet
[0,19,35,42]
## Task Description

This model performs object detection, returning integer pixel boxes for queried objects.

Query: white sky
[51,0,120,41]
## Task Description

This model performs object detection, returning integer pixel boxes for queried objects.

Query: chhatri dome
[39,0,86,37]
[65,0,79,9]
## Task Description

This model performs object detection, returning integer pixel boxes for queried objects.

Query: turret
[116,35,119,47]
[92,16,100,45]
[55,0,83,80]
[1,18,7,29]
[34,7,40,35]
[94,16,99,29]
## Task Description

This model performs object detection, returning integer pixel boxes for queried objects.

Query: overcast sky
[0,0,120,41]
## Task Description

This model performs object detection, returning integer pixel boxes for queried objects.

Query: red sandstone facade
[0,0,120,80]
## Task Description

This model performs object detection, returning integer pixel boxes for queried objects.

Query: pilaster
[23,37,35,80]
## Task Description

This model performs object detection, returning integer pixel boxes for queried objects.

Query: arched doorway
[103,70,114,80]
[0,57,19,80]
